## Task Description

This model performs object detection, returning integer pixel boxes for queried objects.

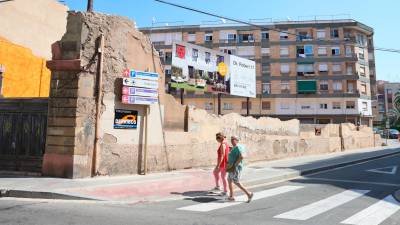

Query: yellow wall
[0,36,50,97]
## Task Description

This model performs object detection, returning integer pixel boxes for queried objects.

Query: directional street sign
[122,69,159,81]
[122,86,158,98]
[122,95,158,105]
[366,165,398,175]
[122,77,159,89]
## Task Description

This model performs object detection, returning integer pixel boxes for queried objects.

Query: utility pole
[87,0,94,12]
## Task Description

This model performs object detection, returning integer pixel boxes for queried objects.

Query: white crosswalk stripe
[274,189,370,220]
[341,195,400,225]
[177,185,304,212]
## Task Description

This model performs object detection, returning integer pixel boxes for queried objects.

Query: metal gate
[0,99,48,172]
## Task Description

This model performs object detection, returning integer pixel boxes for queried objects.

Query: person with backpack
[211,132,230,196]
[226,135,253,203]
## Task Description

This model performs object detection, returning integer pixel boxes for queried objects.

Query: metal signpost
[121,69,160,175]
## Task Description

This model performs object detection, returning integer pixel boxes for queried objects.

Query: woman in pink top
[212,132,230,196]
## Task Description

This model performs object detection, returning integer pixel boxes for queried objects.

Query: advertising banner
[229,55,256,98]
[114,109,138,129]
[171,41,256,97]
[123,77,159,89]
[122,95,158,105]
[171,41,230,94]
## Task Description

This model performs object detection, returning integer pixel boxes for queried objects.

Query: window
[262,83,271,94]
[346,101,355,109]
[359,65,366,76]
[262,64,270,74]
[304,45,313,56]
[330,28,339,38]
[281,82,290,93]
[188,32,196,42]
[332,63,342,73]
[280,30,289,40]
[261,48,270,56]
[361,83,367,94]
[318,47,327,56]
[333,102,341,109]
[205,102,213,110]
[165,69,171,76]
[165,52,172,63]
[280,47,289,56]
[220,48,236,55]
[241,101,252,110]
[280,64,290,74]
[280,103,290,110]
[356,33,367,46]
[205,52,211,64]
[227,33,237,42]
[297,46,305,58]
[192,49,198,62]
[346,65,353,75]
[319,63,328,73]
[345,46,353,56]
[331,47,340,56]
[239,33,254,42]
[320,103,328,109]
[362,102,368,111]
[261,31,269,40]
[223,103,233,110]
[297,63,314,76]
[333,81,343,91]
[358,48,365,59]
[262,101,271,110]
[317,30,326,39]
[320,81,329,91]
[204,33,213,42]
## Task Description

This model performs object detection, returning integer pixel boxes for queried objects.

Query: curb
[243,148,400,187]
[0,189,97,201]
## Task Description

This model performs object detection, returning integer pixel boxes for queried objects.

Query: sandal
[247,192,254,203]
[227,197,235,201]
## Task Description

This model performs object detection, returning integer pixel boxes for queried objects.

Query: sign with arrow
[122,78,159,89]
[366,165,398,175]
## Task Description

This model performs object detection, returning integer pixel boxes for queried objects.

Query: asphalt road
[1,153,400,225]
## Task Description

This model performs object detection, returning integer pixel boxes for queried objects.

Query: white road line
[177,185,303,212]
[341,195,400,225]
[274,189,370,220]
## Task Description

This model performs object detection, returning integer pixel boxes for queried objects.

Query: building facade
[140,19,376,125]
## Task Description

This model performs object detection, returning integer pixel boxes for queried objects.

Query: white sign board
[123,78,159,89]
[229,55,256,98]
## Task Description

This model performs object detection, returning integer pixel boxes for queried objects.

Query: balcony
[219,39,238,44]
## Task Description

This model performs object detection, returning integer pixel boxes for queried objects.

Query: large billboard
[171,41,255,98]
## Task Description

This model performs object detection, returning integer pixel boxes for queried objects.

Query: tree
[388,91,400,128]
[87,0,93,12]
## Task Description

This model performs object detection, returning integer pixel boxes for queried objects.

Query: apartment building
[140,19,376,125]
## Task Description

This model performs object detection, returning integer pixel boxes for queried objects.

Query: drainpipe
[92,34,105,176]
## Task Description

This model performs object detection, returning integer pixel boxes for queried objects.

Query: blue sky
[64,0,400,82]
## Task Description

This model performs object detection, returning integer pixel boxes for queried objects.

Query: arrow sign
[122,78,159,89]
[366,166,398,175]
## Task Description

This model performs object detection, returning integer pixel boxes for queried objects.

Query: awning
[297,80,317,94]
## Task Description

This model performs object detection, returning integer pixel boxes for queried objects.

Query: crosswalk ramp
[177,186,400,225]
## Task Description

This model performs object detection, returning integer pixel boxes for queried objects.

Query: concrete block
[46,136,75,146]
[47,127,77,137]
[45,145,75,154]
[48,117,77,127]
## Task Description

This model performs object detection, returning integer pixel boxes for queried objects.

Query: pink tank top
[217,141,230,169]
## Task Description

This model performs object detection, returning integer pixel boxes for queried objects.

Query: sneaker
[220,192,227,197]
[211,186,221,191]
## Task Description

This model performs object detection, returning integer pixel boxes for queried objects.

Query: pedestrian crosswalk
[177,185,400,225]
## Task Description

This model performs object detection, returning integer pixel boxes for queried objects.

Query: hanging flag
[176,44,186,59]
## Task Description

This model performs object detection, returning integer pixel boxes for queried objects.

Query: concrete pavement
[1,142,400,203]
[2,151,400,225]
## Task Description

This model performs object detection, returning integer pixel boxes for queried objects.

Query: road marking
[301,177,400,187]
[274,189,370,220]
[367,165,398,175]
[177,185,303,212]
[341,195,400,225]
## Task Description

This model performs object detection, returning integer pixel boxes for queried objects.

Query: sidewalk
[1,142,400,204]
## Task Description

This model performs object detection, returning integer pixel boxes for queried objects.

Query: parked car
[388,129,400,139]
